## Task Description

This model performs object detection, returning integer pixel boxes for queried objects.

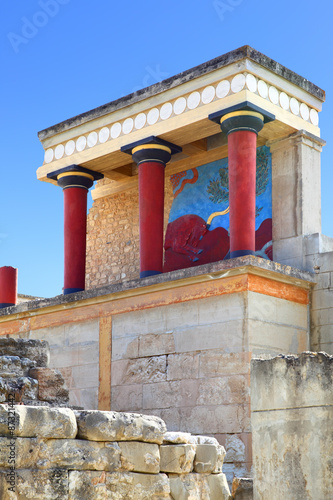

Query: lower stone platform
[0,256,314,483]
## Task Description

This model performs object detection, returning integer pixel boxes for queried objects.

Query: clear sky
[1,0,332,298]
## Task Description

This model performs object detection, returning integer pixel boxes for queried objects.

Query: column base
[63,287,84,295]
[140,270,162,279]
[230,250,255,258]
[0,303,15,309]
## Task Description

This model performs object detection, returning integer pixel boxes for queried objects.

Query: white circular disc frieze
[258,80,268,99]
[173,97,186,115]
[99,127,109,143]
[55,144,65,159]
[65,140,75,156]
[122,118,133,134]
[231,74,246,93]
[187,91,200,109]
[300,103,310,121]
[134,113,146,129]
[246,74,257,93]
[160,102,173,120]
[268,86,279,105]
[44,148,54,163]
[290,98,300,116]
[279,92,290,110]
[87,132,98,148]
[110,122,121,139]
[310,108,319,126]
[147,108,159,125]
[201,86,215,104]
[76,136,87,152]
[216,80,230,99]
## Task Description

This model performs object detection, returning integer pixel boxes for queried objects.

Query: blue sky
[1,0,332,298]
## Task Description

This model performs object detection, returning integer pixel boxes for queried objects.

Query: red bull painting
[164,146,272,272]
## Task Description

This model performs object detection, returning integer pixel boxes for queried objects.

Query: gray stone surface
[0,338,50,367]
[75,410,166,443]
[0,404,77,438]
[251,353,333,500]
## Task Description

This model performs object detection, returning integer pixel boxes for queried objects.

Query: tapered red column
[210,104,274,258]
[48,166,103,294]
[0,266,17,308]
[122,137,181,278]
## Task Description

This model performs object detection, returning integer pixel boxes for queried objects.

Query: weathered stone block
[75,410,166,443]
[232,478,253,500]
[0,338,50,367]
[37,438,121,471]
[0,376,38,403]
[29,367,69,403]
[111,356,167,386]
[160,444,196,473]
[0,355,36,378]
[163,431,192,444]
[194,443,226,474]
[206,473,232,499]
[0,469,68,499]
[107,471,170,499]
[169,473,231,499]
[118,441,159,473]
[69,470,106,500]
[0,437,40,469]
[0,404,77,438]
[167,353,199,380]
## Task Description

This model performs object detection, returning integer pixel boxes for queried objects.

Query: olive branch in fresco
[206,147,269,217]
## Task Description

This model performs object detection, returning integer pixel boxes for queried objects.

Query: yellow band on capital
[220,110,264,124]
[57,172,94,181]
[132,144,172,155]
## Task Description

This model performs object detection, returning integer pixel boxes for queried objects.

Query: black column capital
[209,101,275,135]
[47,165,103,190]
[121,136,182,165]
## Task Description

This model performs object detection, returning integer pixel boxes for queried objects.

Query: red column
[0,266,17,308]
[220,110,265,258]
[138,160,165,277]
[121,138,181,278]
[63,186,88,294]
[48,166,103,295]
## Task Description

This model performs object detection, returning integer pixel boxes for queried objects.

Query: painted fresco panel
[164,146,272,272]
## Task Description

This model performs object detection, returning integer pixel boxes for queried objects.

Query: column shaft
[139,161,165,277]
[63,186,88,294]
[0,266,17,308]
[228,130,257,257]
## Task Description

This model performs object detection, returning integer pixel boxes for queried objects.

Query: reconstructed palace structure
[0,46,332,498]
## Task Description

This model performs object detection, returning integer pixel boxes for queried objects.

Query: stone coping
[38,46,325,140]
[0,256,314,319]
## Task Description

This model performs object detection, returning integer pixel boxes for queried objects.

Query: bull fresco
[164,145,272,272]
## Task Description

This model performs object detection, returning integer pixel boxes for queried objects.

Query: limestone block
[111,356,167,386]
[118,441,159,473]
[106,472,171,499]
[143,381,182,409]
[169,473,210,500]
[167,353,199,381]
[0,338,50,367]
[0,404,77,438]
[232,478,253,500]
[251,352,333,411]
[29,367,69,403]
[0,469,68,499]
[206,473,232,499]
[0,437,40,468]
[111,384,143,412]
[37,438,121,471]
[69,470,107,500]
[198,352,250,379]
[138,332,175,357]
[0,355,36,378]
[224,435,246,463]
[194,444,226,474]
[160,444,196,473]
[163,431,192,444]
[75,410,166,443]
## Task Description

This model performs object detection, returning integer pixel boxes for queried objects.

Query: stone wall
[251,352,333,500]
[0,404,231,499]
[86,179,174,289]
